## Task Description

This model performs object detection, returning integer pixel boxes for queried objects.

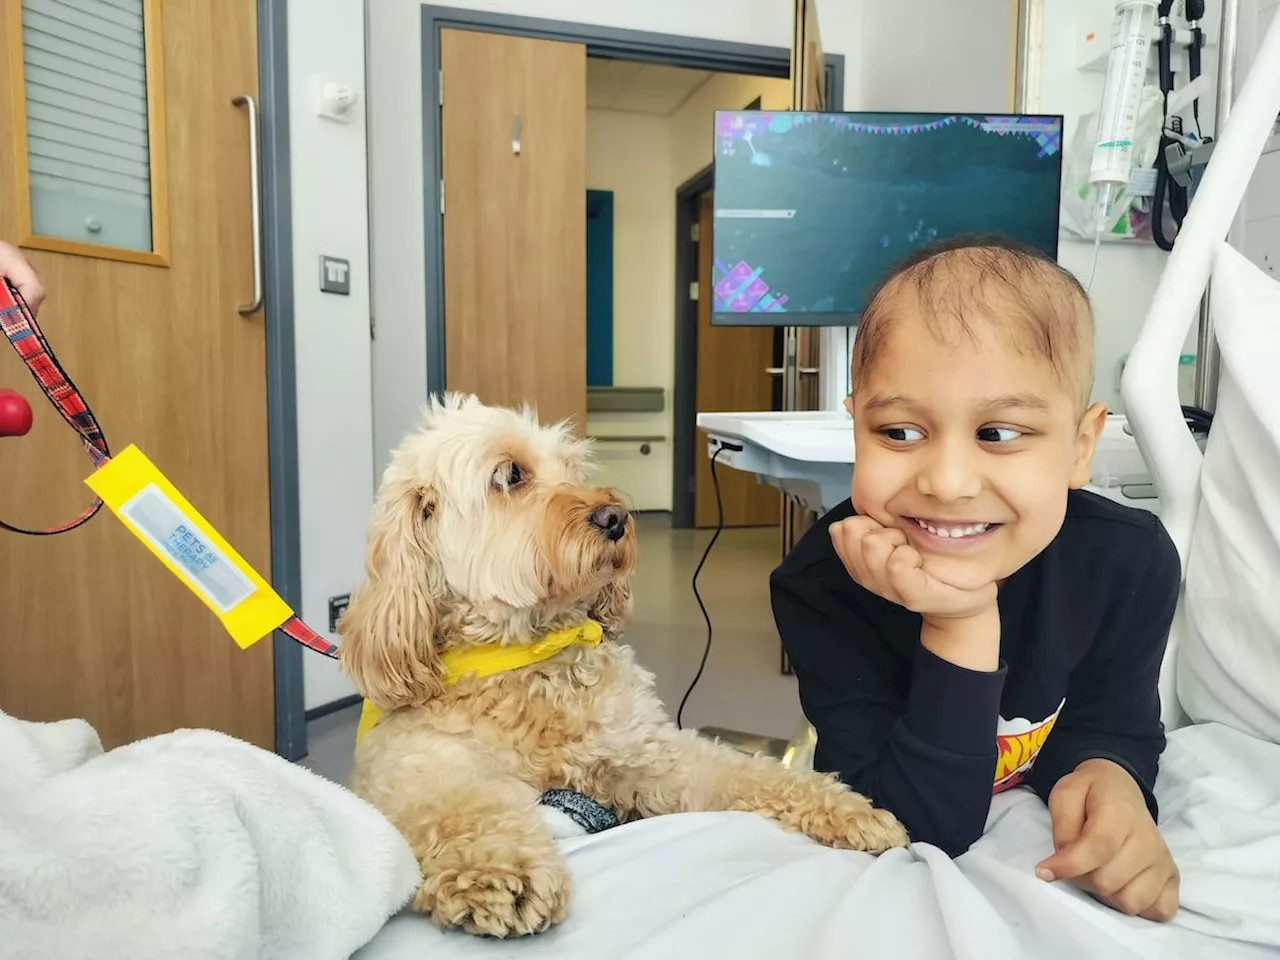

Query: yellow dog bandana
[355,619,604,744]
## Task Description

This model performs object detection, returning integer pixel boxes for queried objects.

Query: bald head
[851,235,1095,412]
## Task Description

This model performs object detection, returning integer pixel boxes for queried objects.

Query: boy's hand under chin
[830,516,1001,671]
[1036,758,1180,922]
[829,516,996,619]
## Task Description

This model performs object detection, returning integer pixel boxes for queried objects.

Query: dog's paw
[809,803,910,853]
[796,789,910,854]
[416,843,572,938]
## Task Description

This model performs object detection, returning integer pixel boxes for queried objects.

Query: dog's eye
[492,462,525,491]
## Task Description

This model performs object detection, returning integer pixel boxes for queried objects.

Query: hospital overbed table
[356,13,1280,959]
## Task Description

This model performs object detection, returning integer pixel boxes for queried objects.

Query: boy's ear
[1069,402,1109,489]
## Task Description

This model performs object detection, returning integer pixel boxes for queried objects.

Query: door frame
[418,6,845,406]
[258,0,306,760]
[671,162,714,529]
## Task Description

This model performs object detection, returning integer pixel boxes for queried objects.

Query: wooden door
[695,194,781,529]
[0,0,274,749]
[440,29,587,431]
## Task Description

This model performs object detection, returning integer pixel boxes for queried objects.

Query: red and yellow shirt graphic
[993,698,1065,793]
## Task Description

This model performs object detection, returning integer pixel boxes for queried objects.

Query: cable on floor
[676,444,729,730]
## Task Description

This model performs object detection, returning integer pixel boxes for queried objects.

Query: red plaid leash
[0,279,108,535]
[281,617,340,658]
[0,278,340,660]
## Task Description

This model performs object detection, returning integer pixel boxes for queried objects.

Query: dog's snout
[588,504,629,542]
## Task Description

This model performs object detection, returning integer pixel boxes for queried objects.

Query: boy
[771,235,1181,922]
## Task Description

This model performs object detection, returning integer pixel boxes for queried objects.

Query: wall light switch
[328,593,351,633]
[320,256,351,295]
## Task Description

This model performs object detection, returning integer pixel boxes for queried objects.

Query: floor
[300,513,803,786]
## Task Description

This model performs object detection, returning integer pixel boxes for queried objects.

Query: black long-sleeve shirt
[771,490,1180,857]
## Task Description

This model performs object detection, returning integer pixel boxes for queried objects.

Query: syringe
[1087,0,1159,289]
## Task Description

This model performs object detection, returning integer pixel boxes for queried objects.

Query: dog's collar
[355,620,604,744]
[439,619,604,683]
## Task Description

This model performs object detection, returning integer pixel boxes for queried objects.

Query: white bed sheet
[356,722,1280,960]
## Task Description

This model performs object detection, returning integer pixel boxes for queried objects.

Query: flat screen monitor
[711,111,1064,326]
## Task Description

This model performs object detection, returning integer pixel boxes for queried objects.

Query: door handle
[765,367,820,375]
[231,94,263,316]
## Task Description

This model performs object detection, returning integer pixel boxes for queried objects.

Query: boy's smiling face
[849,288,1107,592]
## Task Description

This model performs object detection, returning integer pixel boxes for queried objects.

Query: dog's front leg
[353,734,571,938]
[611,727,908,853]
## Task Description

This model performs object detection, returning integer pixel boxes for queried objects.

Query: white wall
[287,0,374,709]
[859,0,1016,113]
[367,0,865,476]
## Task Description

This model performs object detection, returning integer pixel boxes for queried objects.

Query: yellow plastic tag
[85,445,294,649]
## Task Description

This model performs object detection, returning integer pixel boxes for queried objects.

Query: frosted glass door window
[21,0,155,252]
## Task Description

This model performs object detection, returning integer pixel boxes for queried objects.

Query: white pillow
[1180,242,1280,743]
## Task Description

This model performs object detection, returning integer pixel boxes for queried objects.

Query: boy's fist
[830,516,997,622]
[1036,758,1179,922]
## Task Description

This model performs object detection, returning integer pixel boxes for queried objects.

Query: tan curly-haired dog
[341,394,907,939]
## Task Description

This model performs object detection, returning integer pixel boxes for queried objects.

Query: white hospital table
[695,410,1161,517]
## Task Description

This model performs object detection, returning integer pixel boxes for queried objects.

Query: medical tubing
[1087,228,1104,292]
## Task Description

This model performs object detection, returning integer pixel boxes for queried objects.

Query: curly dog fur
[342,394,908,938]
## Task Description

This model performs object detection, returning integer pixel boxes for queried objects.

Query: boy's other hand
[0,241,44,316]
[1036,758,1179,922]
[830,516,997,621]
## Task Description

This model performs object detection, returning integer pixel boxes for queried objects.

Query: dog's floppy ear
[339,481,446,709]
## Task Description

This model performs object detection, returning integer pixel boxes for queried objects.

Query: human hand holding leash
[1037,758,1179,922]
[0,241,44,316]
[830,516,1001,671]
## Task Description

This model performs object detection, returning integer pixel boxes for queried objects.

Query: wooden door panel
[694,195,781,529]
[0,0,273,749]
[441,29,587,432]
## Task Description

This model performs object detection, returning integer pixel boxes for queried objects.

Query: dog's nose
[588,504,629,542]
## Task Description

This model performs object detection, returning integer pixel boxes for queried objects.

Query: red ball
[0,389,34,437]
